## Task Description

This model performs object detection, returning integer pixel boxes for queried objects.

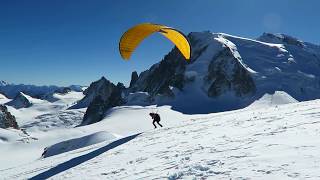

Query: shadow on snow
[29,133,142,180]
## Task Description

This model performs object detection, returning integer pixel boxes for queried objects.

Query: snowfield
[1,96,320,179]
[0,91,87,169]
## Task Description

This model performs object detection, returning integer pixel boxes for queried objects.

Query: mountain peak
[257,32,305,47]
[69,76,116,109]
[0,80,9,86]
[5,92,33,109]
[99,76,108,82]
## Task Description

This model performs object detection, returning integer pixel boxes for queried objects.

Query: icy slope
[2,99,320,179]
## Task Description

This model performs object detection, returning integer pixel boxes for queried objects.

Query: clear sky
[0,0,319,86]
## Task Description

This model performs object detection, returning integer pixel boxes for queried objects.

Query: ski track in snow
[1,100,320,179]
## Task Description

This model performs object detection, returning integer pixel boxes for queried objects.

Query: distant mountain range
[0,82,83,99]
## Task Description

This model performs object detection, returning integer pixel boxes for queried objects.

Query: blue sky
[0,0,319,86]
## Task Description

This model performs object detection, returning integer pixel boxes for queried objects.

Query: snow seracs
[0,105,19,129]
[5,92,35,109]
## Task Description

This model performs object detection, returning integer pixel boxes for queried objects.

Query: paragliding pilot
[149,112,163,128]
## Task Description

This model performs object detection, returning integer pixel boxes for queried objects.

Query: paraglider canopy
[119,23,191,60]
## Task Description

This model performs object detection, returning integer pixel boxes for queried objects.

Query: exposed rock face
[258,33,305,48]
[130,48,187,97]
[206,47,256,97]
[81,83,124,125]
[54,87,72,95]
[129,71,139,88]
[70,77,115,109]
[0,105,19,129]
[6,92,32,109]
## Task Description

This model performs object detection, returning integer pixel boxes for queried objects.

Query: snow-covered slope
[0,93,10,104]
[0,93,7,99]
[1,99,320,179]
[247,91,298,109]
[0,90,86,169]
[43,131,117,158]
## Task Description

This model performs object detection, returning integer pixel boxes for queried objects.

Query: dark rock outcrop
[54,87,72,95]
[258,33,305,48]
[130,47,188,97]
[206,47,256,97]
[0,105,19,129]
[81,83,125,125]
[129,71,139,88]
[70,77,115,109]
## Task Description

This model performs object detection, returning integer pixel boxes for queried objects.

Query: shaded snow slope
[43,131,117,158]
[1,99,320,179]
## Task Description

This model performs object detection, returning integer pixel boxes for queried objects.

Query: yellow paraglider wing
[119,23,191,60]
[158,28,191,60]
